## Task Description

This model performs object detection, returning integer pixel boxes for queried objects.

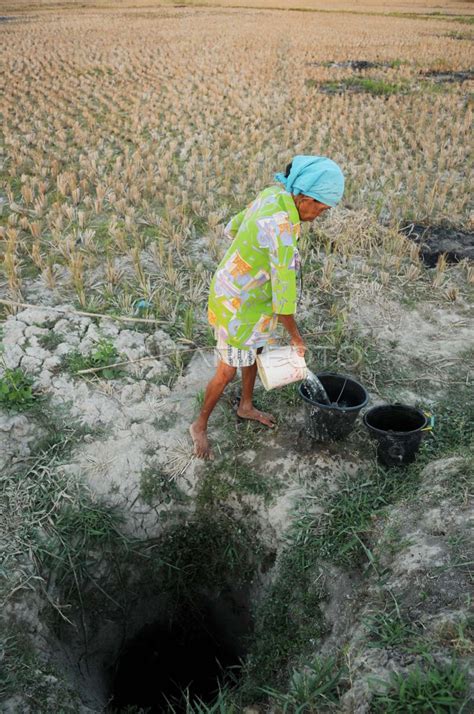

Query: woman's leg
[237,353,276,427]
[190,360,237,458]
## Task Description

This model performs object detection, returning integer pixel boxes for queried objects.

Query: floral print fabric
[208,185,301,348]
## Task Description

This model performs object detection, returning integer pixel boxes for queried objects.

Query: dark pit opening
[365,405,426,433]
[108,594,249,712]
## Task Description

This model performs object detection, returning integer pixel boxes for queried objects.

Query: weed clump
[38,330,64,351]
[0,367,37,411]
[139,466,189,506]
[0,625,80,712]
[157,511,258,601]
[197,457,280,508]
[262,656,347,711]
[64,338,124,378]
[365,608,420,649]
[370,658,470,713]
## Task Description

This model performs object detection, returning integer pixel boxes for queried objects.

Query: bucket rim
[298,372,369,412]
[363,403,428,435]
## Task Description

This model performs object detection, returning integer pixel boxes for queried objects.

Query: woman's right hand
[277,314,307,357]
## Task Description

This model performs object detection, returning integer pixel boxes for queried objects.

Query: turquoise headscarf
[274,155,345,208]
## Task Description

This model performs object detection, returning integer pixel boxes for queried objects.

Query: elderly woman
[190,155,345,458]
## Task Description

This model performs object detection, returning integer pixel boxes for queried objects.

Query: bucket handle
[421,411,435,432]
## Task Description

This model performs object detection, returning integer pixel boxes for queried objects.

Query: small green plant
[388,59,405,69]
[139,467,188,506]
[38,331,64,351]
[152,411,179,430]
[0,367,37,411]
[166,348,185,385]
[365,608,418,649]
[64,338,123,378]
[195,388,205,409]
[262,656,346,711]
[179,686,238,713]
[370,659,470,713]
[183,306,195,341]
[435,616,474,656]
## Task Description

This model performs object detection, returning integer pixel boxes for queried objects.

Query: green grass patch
[347,77,407,96]
[243,541,329,697]
[197,457,280,508]
[445,30,473,41]
[157,511,260,601]
[1,418,131,608]
[262,656,347,712]
[370,658,470,713]
[290,468,412,570]
[243,464,418,696]
[313,77,409,96]
[0,624,80,711]
[421,387,473,460]
[365,607,420,649]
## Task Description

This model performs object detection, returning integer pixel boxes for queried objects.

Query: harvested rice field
[1,1,473,712]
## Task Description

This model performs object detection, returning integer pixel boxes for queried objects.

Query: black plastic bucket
[298,372,369,441]
[363,404,429,467]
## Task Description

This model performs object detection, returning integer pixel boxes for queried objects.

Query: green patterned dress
[208,184,301,349]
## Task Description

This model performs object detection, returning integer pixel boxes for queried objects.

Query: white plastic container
[256,346,308,391]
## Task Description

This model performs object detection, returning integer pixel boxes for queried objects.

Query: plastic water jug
[256,346,308,391]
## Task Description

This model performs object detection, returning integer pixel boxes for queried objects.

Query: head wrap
[274,155,345,208]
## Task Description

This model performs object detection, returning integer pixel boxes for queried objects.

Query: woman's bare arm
[277,314,306,356]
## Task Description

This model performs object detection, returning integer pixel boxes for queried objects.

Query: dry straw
[0,8,471,314]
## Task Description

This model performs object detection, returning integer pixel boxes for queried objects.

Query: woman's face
[294,195,331,222]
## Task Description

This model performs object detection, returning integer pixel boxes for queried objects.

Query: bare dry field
[1,3,473,713]
[2,0,473,13]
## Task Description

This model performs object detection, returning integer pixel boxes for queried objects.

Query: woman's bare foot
[189,421,213,459]
[237,406,276,428]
